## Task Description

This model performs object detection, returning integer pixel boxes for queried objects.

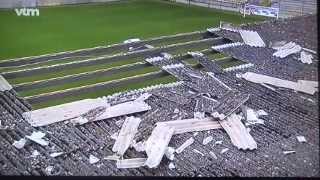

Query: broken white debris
[116,158,147,169]
[219,114,257,150]
[23,98,107,127]
[241,72,318,95]
[110,132,118,140]
[239,30,266,47]
[26,131,49,146]
[12,138,27,149]
[220,148,229,154]
[215,141,223,145]
[283,150,295,155]
[112,117,141,156]
[168,162,175,170]
[176,137,194,154]
[193,149,205,156]
[45,166,54,175]
[165,147,175,160]
[194,111,205,119]
[256,110,269,117]
[209,151,217,159]
[300,51,313,64]
[145,125,175,168]
[202,136,213,145]
[156,117,222,135]
[104,154,120,161]
[187,51,204,57]
[89,155,100,164]
[296,136,307,143]
[92,99,151,123]
[50,152,64,158]
[0,75,13,91]
[273,42,302,58]
[193,132,199,137]
[123,38,140,44]
[132,141,146,152]
[173,108,180,114]
[207,27,220,33]
[31,150,40,158]
[243,107,265,125]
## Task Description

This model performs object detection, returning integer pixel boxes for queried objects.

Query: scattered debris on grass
[116,158,146,168]
[220,148,229,154]
[202,136,213,145]
[296,136,307,143]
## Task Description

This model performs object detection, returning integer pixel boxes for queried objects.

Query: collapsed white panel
[156,118,222,134]
[116,158,147,169]
[0,75,12,91]
[241,72,318,95]
[93,100,151,122]
[239,30,265,47]
[112,117,141,156]
[145,125,175,168]
[219,114,257,150]
[24,98,107,127]
[273,42,302,58]
[26,131,49,146]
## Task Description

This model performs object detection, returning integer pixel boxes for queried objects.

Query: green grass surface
[31,75,177,109]
[21,65,159,97]
[0,0,265,60]
[9,57,142,84]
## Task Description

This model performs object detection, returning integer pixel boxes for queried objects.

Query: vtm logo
[15,8,40,16]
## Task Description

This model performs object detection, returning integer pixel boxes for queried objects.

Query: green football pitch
[0,0,265,60]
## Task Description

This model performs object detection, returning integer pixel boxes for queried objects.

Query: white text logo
[15,8,40,16]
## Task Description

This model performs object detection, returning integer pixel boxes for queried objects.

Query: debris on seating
[89,155,100,164]
[116,158,146,168]
[239,30,266,47]
[50,152,64,158]
[215,141,223,145]
[283,150,296,155]
[220,148,229,154]
[202,136,213,145]
[132,141,146,152]
[31,150,40,158]
[104,154,120,161]
[209,151,217,159]
[168,162,175,170]
[12,138,27,149]
[112,117,141,156]
[45,166,54,175]
[296,136,307,143]
[165,147,175,160]
[156,117,221,135]
[26,131,49,146]
[240,72,318,95]
[123,38,140,44]
[273,42,302,58]
[173,108,180,114]
[219,113,257,150]
[0,120,8,130]
[111,132,118,140]
[145,125,175,168]
[193,132,199,137]
[176,137,194,154]
[193,149,205,156]
[242,106,265,126]
[300,51,313,64]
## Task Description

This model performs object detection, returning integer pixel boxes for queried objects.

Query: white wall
[0,0,119,9]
